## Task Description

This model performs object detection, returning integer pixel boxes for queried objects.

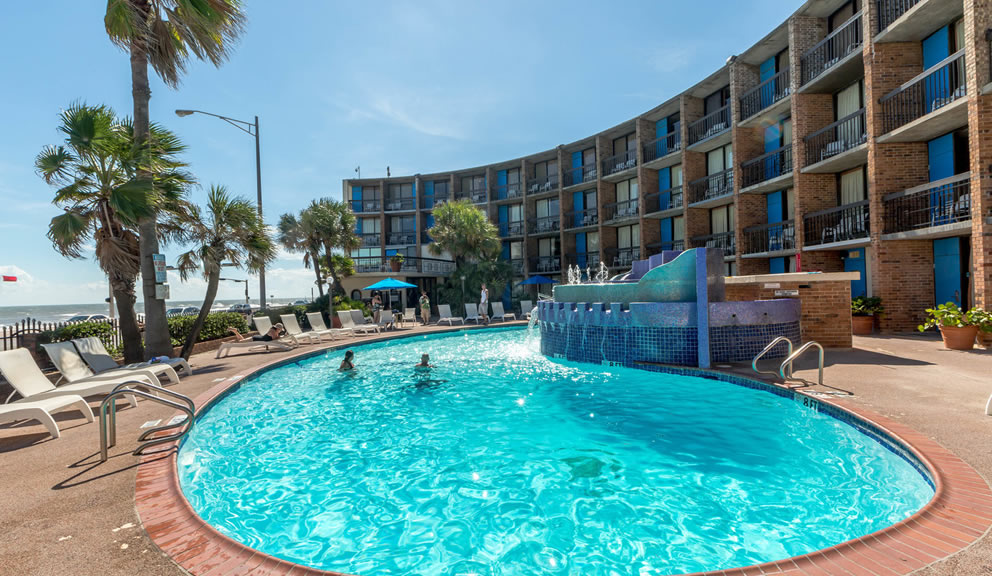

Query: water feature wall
[538,248,800,368]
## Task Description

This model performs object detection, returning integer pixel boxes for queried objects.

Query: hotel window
[617,224,640,249]
[586,232,600,253]
[710,205,735,234]
[507,168,521,185]
[707,145,733,175]
[361,186,380,200]
[509,241,523,260]
[388,183,413,199]
[351,247,380,259]
[390,216,415,235]
[616,178,639,202]
[671,165,683,187]
[828,0,860,32]
[613,132,636,155]
[508,203,523,223]
[536,198,559,220]
[534,159,557,181]
[673,216,685,241]
[538,237,559,258]
[835,80,864,120]
[462,175,485,192]
[776,48,790,72]
[361,218,380,233]
[434,180,449,197]
[839,167,867,205]
[725,262,737,277]
[704,86,730,114]
[582,147,595,166]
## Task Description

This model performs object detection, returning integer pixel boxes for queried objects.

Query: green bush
[306,295,369,317]
[39,321,122,356]
[168,312,249,347]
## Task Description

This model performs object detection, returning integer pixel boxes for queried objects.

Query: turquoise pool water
[178,328,933,575]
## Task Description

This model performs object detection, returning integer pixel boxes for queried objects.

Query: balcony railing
[387,232,416,245]
[563,164,598,187]
[688,169,734,204]
[647,239,685,254]
[565,208,599,229]
[876,0,922,33]
[352,256,456,276]
[883,173,971,234]
[530,256,562,273]
[800,11,863,86]
[743,220,796,255]
[803,200,870,246]
[498,220,525,238]
[879,50,966,134]
[359,233,381,247]
[420,194,449,209]
[804,109,867,166]
[384,197,415,211]
[643,130,682,162]
[527,174,559,194]
[688,106,731,145]
[645,185,684,214]
[608,247,640,269]
[601,148,637,176]
[493,183,523,202]
[741,145,793,188]
[351,199,381,213]
[603,199,640,223]
[567,252,602,269]
[509,258,524,276]
[456,188,488,204]
[740,68,791,120]
[529,216,561,235]
[691,231,736,257]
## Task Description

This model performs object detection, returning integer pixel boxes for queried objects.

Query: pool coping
[134,326,992,576]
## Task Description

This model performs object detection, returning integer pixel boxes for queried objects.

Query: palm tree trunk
[130,33,170,359]
[181,272,220,360]
[112,279,144,363]
[312,250,324,298]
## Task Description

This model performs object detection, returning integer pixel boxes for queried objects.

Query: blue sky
[0,0,798,306]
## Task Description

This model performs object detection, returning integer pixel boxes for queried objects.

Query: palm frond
[35,145,77,186]
[48,209,94,258]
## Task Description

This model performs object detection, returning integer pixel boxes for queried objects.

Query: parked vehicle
[228,303,252,314]
[65,314,110,324]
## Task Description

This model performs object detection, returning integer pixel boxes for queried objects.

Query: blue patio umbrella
[363,277,418,291]
[518,275,558,286]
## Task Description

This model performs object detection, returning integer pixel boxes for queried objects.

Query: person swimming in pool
[415,353,433,369]
[228,323,284,342]
[339,350,356,371]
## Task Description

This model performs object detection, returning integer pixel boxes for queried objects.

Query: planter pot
[852,315,874,335]
[390,261,402,272]
[332,315,342,329]
[939,325,978,351]
[978,330,992,348]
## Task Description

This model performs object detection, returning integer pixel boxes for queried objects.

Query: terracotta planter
[390,261,402,272]
[332,315,342,329]
[939,325,978,351]
[852,315,874,335]
[978,330,992,349]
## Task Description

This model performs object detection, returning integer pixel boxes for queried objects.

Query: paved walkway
[0,327,989,576]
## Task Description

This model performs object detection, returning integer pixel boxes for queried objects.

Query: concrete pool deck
[1,325,990,576]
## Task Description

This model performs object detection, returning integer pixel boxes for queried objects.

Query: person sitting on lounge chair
[228,323,284,342]
[339,350,356,371]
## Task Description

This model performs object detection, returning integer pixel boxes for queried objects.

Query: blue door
[655,118,668,157]
[573,191,584,227]
[660,218,673,250]
[922,26,950,113]
[658,167,672,211]
[928,133,955,224]
[571,151,582,183]
[351,186,362,212]
[575,233,587,267]
[844,249,867,298]
[497,170,507,199]
[767,190,783,252]
[423,180,433,205]
[764,123,781,179]
[934,238,963,306]
[759,56,776,108]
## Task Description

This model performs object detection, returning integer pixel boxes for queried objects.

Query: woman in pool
[415,353,433,369]
[339,350,356,371]
[228,323,284,342]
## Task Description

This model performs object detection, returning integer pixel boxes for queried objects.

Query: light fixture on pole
[220,277,250,309]
[176,108,266,311]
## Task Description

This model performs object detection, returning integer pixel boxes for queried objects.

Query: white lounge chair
[350,310,382,334]
[337,310,375,335]
[253,316,302,347]
[403,307,418,327]
[437,304,464,326]
[306,312,351,340]
[0,348,145,408]
[465,303,481,324]
[520,300,534,319]
[0,395,94,440]
[41,341,171,386]
[377,310,395,331]
[73,336,191,379]
[280,314,322,344]
[215,337,293,358]
[491,302,515,322]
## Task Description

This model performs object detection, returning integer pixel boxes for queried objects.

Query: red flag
[2,276,16,282]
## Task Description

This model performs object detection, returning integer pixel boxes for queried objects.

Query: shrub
[917,303,989,332]
[168,312,249,347]
[306,295,369,317]
[851,296,884,317]
[39,321,122,356]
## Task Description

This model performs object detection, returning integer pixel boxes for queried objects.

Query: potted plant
[971,307,992,348]
[917,302,980,350]
[851,296,883,335]
[389,254,405,272]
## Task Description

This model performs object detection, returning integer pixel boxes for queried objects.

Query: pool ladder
[752,337,824,388]
[98,381,195,463]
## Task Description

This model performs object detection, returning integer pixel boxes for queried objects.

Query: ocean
[0,299,306,327]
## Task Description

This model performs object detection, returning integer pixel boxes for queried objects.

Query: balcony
[384,197,415,212]
[498,220,525,238]
[877,0,922,33]
[803,201,870,249]
[527,174,559,195]
[739,68,791,123]
[386,232,416,246]
[564,208,598,229]
[883,173,972,238]
[493,183,523,202]
[645,186,684,216]
[567,252,602,269]
[742,220,796,257]
[601,149,637,179]
[647,239,685,254]
[691,231,736,258]
[563,164,597,188]
[358,233,381,247]
[802,109,867,173]
[608,247,640,269]
[456,188,488,204]
[603,199,640,224]
[529,216,561,236]
[530,256,562,274]
[351,199,381,213]
[509,258,525,276]
[687,169,734,207]
[642,130,682,165]
[799,11,863,92]
[420,194,449,209]
[740,145,793,193]
[875,0,962,43]
[687,106,730,148]
[878,51,967,142]
[352,256,456,276]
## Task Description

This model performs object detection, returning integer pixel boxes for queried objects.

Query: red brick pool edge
[134,344,992,576]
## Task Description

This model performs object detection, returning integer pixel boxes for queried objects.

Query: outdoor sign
[774,289,800,297]
[152,254,167,284]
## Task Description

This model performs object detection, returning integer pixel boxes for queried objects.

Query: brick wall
[964,0,992,309]
[726,280,853,348]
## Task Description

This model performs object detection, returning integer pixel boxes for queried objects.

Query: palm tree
[428,199,501,267]
[36,103,194,363]
[277,208,324,298]
[310,199,359,292]
[105,0,245,358]
[175,186,274,359]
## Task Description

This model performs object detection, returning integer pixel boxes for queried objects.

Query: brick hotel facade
[342,0,992,331]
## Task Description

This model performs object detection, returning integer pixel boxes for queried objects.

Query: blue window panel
[351,186,362,213]
[498,204,508,224]
[923,26,951,113]
[423,180,434,197]
[572,151,583,168]
[928,133,955,225]
[766,191,784,252]
[844,249,867,298]
[576,232,587,267]
[933,238,963,306]
[769,257,786,274]
[759,56,776,109]
[658,168,672,211]
[497,170,507,199]
[764,123,781,179]
[572,191,584,227]
[655,118,668,157]
[501,241,510,260]
[660,218,673,244]
[386,249,398,257]
[355,219,362,234]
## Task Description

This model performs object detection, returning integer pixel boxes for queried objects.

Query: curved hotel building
[342,0,992,331]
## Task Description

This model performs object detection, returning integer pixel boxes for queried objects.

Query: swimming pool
[177,327,934,575]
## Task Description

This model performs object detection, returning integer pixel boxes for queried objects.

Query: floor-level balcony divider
[688,169,733,204]
[803,201,870,246]
[879,50,966,134]
[800,11,863,86]
[643,130,682,162]
[743,220,795,255]
[563,165,598,187]
[603,198,640,223]
[741,145,793,188]
[804,109,866,166]
[601,148,637,177]
[691,231,736,257]
[883,173,971,234]
[564,208,599,229]
[688,106,730,145]
[645,186,684,214]
[740,68,790,120]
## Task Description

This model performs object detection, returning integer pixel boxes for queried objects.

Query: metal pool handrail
[779,341,824,387]
[752,336,794,377]
[99,381,195,462]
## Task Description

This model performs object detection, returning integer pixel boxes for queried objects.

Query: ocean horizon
[0,298,308,327]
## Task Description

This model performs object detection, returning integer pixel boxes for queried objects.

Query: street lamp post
[460,275,467,316]
[176,109,265,311]
[219,277,250,309]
